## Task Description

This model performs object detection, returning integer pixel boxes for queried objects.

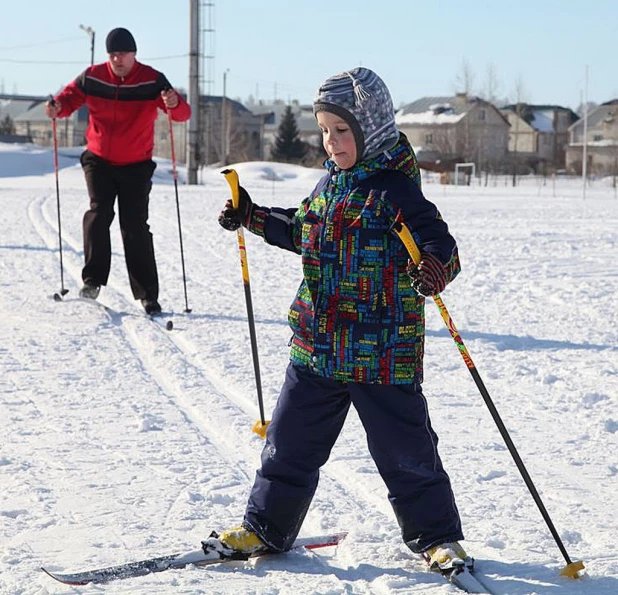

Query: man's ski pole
[221,168,269,438]
[392,216,584,579]
[50,97,69,301]
[167,107,191,313]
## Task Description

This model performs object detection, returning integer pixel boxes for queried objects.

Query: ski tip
[41,567,88,586]
[41,567,58,579]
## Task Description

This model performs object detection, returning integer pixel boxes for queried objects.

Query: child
[216,67,467,569]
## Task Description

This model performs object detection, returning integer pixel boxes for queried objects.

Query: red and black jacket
[55,61,191,165]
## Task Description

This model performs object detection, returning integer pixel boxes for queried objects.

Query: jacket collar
[325,132,421,188]
[105,60,140,84]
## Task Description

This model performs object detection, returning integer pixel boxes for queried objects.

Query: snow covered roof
[569,100,618,131]
[530,110,554,132]
[502,104,578,132]
[0,95,46,120]
[395,95,482,126]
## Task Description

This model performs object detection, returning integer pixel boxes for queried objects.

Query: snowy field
[1,141,617,594]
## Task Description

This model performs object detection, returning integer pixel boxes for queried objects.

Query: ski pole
[50,96,69,301]
[392,216,584,580]
[221,168,269,439]
[167,104,192,313]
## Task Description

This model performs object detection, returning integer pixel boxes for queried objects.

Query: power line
[0,58,85,65]
[0,36,83,52]
[0,54,188,66]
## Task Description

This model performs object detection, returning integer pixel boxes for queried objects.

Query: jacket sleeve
[54,70,88,118]
[245,205,301,253]
[157,73,191,122]
[386,173,460,284]
[243,175,329,254]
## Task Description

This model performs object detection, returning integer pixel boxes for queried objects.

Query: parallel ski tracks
[29,194,382,593]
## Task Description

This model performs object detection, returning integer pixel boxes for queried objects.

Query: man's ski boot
[79,282,100,300]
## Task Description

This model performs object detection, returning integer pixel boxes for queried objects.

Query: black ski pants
[243,363,464,553]
[80,150,159,301]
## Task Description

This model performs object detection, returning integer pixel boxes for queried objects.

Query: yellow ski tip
[252,420,270,439]
[560,560,585,579]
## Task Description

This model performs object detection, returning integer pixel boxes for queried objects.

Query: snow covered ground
[1,141,617,594]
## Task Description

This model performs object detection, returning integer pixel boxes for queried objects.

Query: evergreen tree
[0,115,15,135]
[271,105,307,163]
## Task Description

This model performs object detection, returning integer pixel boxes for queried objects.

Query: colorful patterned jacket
[248,133,460,384]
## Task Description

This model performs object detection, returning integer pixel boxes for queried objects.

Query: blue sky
[1,0,616,111]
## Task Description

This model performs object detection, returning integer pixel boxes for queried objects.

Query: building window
[425,133,433,144]
[479,109,486,121]
[593,134,603,141]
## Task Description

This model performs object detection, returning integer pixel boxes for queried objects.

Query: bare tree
[481,62,501,105]
[453,58,476,95]
[509,76,528,186]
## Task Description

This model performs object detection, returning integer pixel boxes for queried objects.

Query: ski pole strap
[167,111,178,182]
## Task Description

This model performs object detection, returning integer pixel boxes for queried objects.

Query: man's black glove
[218,186,254,231]
[406,252,448,296]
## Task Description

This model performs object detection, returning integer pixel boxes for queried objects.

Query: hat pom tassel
[353,79,371,106]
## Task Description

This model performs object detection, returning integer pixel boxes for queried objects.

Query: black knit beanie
[106,28,137,53]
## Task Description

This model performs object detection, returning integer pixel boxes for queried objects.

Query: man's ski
[149,310,174,331]
[52,294,116,315]
[53,294,173,331]
[42,531,347,585]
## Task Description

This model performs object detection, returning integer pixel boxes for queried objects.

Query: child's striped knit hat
[313,67,399,164]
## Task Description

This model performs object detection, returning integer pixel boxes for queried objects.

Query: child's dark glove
[218,186,254,231]
[406,252,447,296]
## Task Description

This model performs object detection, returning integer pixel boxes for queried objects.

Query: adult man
[45,27,191,314]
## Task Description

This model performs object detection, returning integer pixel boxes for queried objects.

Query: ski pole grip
[222,168,241,209]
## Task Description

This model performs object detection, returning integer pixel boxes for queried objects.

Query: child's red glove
[406,252,447,296]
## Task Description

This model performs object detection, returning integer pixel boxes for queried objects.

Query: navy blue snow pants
[244,363,463,553]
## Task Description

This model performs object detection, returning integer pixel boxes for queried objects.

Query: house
[5,95,88,147]
[13,97,88,147]
[6,91,265,166]
[154,95,266,166]
[566,99,618,176]
[501,104,578,172]
[1,94,40,142]
[395,94,510,172]
[243,99,320,159]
